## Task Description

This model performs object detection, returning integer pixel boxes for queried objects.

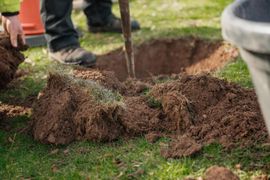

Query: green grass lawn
[1,0,269,179]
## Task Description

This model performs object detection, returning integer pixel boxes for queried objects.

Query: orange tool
[19,0,46,47]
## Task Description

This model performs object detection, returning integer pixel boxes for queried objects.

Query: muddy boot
[49,46,96,67]
[88,14,140,33]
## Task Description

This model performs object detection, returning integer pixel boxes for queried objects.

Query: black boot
[84,0,140,33]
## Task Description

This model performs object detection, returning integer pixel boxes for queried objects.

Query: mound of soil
[0,33,27,88]
[32,70,268,156]
[31,73,124,145]
[97,37,238,81]
[31,37,268,158]
[204,166,239,180]
[150,75,268,157]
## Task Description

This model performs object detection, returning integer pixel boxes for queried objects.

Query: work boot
[49,46,96,67]
[88,14,140,33]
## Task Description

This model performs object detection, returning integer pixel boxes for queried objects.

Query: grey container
[221,0,270,134]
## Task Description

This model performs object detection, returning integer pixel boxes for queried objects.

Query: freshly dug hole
[0,34,27,88]
[31,73,124,145]
[97,37,238,81]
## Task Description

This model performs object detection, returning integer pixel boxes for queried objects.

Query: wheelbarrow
[222,0,270,134]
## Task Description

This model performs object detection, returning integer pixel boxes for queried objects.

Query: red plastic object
[19,0,45,35]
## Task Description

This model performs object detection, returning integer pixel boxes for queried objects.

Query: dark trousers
[41,0,112,52]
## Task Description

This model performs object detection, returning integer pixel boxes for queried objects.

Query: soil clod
[0,33,27,88]
[145,132,162,143]
[161,135,202,158]
[31,73,124,145]
[204,166,239,180]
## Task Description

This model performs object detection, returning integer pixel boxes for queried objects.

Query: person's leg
[83,0,140,33]
[41,0,96,66]
[41,0,79,52]
[83,0,112,27]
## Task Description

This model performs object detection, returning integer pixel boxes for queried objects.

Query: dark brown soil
[0,103,31,118]
[31,73,124,145]
[204,166,239,180]
[97,37,238,81]
[120,96,162,135]
[161,135,202,158]
[150,74,268,157]
[0,33,27,88]
[31,38,268,159]
[31,71,268,156]
[145,132,162,143]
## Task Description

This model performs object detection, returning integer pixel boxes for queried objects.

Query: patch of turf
[216,57,253,88]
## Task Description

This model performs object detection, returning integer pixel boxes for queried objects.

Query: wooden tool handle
[119,0,136,78]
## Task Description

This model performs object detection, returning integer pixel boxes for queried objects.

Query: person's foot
[88,14,140,33]
[49,46,96,67]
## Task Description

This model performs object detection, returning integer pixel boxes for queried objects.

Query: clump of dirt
[0,33,27,88]
[0,102,31,118]
[145,132,162,143]
[161,135,202,158]
[123,79,151,96]
[97,37,238,81]
[204,166,239,180]
[31,73,124,145]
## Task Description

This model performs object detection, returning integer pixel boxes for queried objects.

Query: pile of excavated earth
[31,68,268,158]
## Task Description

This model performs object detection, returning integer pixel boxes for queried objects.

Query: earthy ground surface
[31,66,269,158]
[0,34,27,88]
